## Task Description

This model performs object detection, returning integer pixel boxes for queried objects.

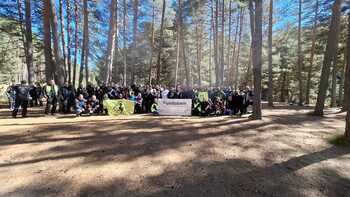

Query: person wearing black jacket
[29,84,38,107]
[12,80,31,118]
[77,84,88,98]
[86,83,96,99]
[58,82,73,113]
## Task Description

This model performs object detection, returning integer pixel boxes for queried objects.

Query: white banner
[157,99,192,116]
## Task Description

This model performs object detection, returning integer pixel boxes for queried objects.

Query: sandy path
[0,106,349,197]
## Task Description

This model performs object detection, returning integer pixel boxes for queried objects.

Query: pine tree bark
[123,0,127,86]
[50,0,65,85]
[246,0,255,88]
[339,48,346,107]
[214,0,219,86]
[231,10,239,87]
[305,0,318,105]
[220,0,224,86]
[112,1,119,83]
[174,10,180,87]
[73,0,78,87]
[209,20,212,87]
[267,0,273,107]
[314,0,342,116]
[84,0,89,86]
[345,13,350,142]
[179,0,191,87]
[66,0,72,83]
[195,9,202,87]
[227,0,232,87]
[79,0,86,85]
[24,0,34,84]
[131,0,138,84]
[148,0,155,85]
[17,0,34,84]
[331,53,338,107]
[235,8,243,89]
[344,13,350,113]
[105,0,117,83]
[156,0,166,84]
[250,0,262,120]
[297,0,304,105]
[43,0,55,81]
[210,0,216,87]
[59,0,67,81]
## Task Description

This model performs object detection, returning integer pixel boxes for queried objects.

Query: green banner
[103,99,135,116]
[198,92,209,102]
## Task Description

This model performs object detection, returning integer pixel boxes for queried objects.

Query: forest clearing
[1,0,350,196]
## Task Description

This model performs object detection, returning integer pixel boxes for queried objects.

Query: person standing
[58,82,71,113]
[6,84,16,110]
[44,80,59,115]
[12,80,31,118]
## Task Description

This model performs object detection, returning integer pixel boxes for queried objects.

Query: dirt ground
[0,106,349,197]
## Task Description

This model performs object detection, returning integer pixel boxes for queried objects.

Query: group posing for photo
[6,80,254,118]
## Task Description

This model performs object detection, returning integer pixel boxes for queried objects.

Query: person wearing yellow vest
[43,79,59,115]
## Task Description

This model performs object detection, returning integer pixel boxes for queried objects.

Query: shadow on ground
[0,107,349,197]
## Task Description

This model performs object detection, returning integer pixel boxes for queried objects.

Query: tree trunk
[250,0,262,120]
[331,53,338,107]
[195,9,202,87]
[305,0,319,105]
[198,26,202,87]
[209,20,212,87]
[148,0,155,85]
[231,10,239,87]
[24,0,34,84]
[344,13,350,113]
[345,13,350,142]
[214,0,219,86]
[104,0,117,83]
[314,0,342,116]
[84,0,89,86]
[123,0,127,86]
[17,0,28,76]
[156,0,166,84]
[339,48,346,107]
[174,12,180,87]
[280,71,287,102]
[234,8,243,89]
[297,0,304,105]
[73,0,79,88]
[346,107,350,142]
[79,0,87,85]
[43,0,55,81]
[59,0,67,81]
[112,1,119,83]
[18,0,35,84]
[226,0,232,87]
[247,0,255,88]
[210,0,215,87]
[131,0,139,84]
[66,0,72,83]
[179,0,191,87]
[267,0,273,107]
[220,0,224,86]
[50,0,65,86]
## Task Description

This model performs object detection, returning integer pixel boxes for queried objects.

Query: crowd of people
[6,80,254,118]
